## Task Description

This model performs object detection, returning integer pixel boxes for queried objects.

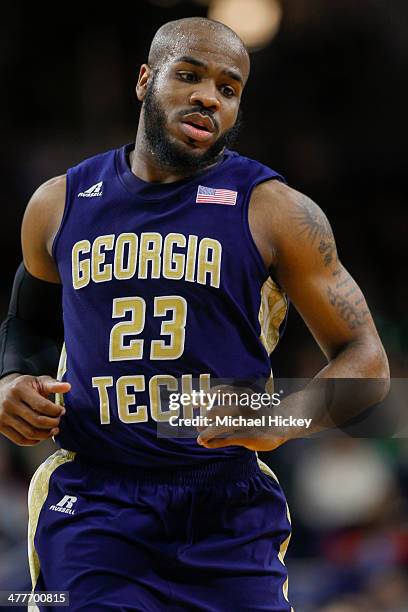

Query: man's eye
[221,85,235,98]
[177,72,198,82]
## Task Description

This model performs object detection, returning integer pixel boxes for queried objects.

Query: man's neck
[129,146,189,184]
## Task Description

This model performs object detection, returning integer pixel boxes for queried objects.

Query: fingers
[35,376,71,397]
[197,430,286,452]
[197,434,239,448]
[0,374,68,447]
[0,424,41,446]
[196,422,233,441]
[1,411,59,441]
[197,421,241,444]
[3,375,68,417]
[195,404,243,439]
[11,398,62,430]
[208,384,233,393]
[17,385,66,418]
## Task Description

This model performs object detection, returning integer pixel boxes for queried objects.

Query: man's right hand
[0,374,70,446]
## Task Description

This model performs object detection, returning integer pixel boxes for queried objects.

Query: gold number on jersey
[109,296,187,361]
[150,296,187,360]
[109,297,145,361]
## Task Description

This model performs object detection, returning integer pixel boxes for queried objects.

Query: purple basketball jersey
[52,143,288,467]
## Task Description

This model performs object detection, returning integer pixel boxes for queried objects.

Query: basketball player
[0,17,389,612]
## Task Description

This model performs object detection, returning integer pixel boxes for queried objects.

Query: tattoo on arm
[293,197,332,243]
[327,287,370,329]
[292,196,338,267]
[319,240,337,266]
[335,274,351,288]
[292,194,371,329]
[345,287,357,298]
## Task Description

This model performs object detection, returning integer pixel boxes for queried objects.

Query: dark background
[0,1,407,610]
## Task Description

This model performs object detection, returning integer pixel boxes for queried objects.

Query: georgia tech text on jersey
[71,231,222,289]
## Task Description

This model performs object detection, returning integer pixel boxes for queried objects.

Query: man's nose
[189,83,220,112]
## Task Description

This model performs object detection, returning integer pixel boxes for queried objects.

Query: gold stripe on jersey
[55,342,67,408]
[27,449,76,592]
[258,277,288,355]
[257,456,293,607]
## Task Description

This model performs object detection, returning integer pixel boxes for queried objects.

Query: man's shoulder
[251,178,323,217]
[29,175,67,208]
[250,175,299,216]
[250,178,333,255]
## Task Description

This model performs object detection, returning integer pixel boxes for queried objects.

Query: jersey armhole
[241,175,284,280]
[242,175,291,349]
[51,170,73,264]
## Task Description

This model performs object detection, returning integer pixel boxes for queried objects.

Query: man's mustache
[177,107,219,133]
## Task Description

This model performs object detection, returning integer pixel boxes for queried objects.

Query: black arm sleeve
[0,263,63,379]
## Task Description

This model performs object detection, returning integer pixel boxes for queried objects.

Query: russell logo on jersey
[77,182,240,205]
[78,181,104,198]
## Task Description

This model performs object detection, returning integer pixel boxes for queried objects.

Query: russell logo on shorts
[49,495,78,515]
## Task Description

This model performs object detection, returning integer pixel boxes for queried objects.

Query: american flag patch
[196,185,238,205]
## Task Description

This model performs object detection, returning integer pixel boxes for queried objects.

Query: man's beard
[142,76,242,173]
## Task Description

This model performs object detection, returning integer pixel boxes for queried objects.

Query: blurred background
[0,0,407,610]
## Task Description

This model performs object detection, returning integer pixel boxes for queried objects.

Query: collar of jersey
[115,142,235,200]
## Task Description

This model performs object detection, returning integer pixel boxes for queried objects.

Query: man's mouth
[179,113,216,143]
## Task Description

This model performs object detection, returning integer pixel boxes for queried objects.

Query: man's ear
[136,64,151,101]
